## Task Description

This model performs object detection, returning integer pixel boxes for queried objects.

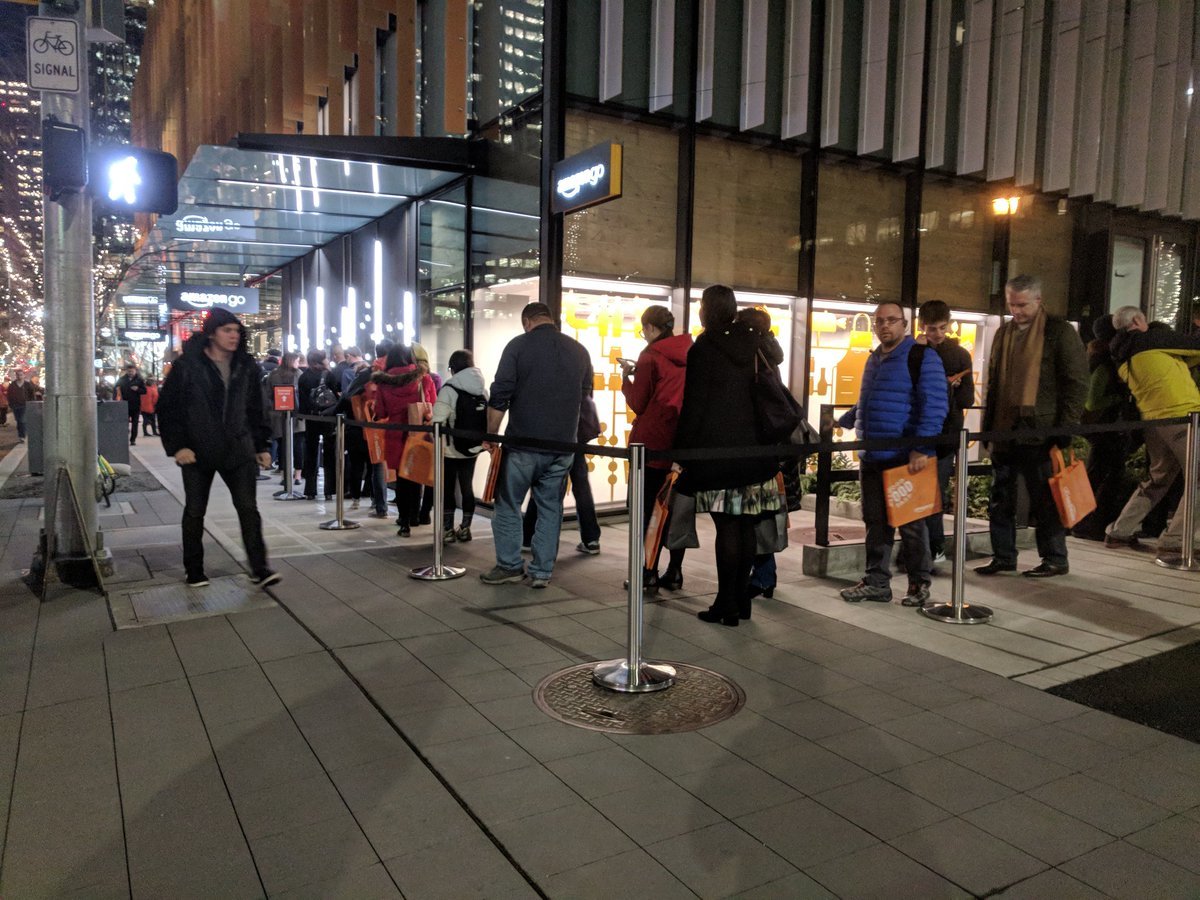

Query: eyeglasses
[873,316,905,326]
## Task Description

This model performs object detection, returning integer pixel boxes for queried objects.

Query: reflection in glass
[1109,237,1145,314]
[1150,241,1184,327]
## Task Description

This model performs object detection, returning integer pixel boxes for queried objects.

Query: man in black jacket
[157,308,279,588]
[115,363,147,445]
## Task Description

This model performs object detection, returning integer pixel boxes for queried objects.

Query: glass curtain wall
[1008,195,1075,317]
[918,178,993,311]
[417,182,469,374]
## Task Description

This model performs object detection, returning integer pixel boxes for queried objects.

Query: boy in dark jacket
[157,308,278,588]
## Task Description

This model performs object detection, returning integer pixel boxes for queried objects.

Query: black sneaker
[250,570,281,588]
[186,573,210,588]
[901,582,931,607]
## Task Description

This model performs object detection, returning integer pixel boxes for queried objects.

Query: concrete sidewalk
[0,442,1198,898]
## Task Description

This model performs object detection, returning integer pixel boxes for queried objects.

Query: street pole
[39,0,105,583]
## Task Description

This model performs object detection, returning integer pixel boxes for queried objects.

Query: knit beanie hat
[1092,314,1116,342]
[203,307,242,334]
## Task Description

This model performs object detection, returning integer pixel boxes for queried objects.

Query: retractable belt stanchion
[273,410,304,501]
[1156,411,1200,572]
[922,428,993,624]
[410,422,465,580]
[593,442,676,692]
[320,414,360,531]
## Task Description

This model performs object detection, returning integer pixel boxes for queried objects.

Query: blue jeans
[860,460,932,589]
[370,461,387,515]
[494,449,572,579]
[13,405,26,439]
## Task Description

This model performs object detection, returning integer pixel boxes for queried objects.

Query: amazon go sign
[551,142,623,214]
[166,284,260,315]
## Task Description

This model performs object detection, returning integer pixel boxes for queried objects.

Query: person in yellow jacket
[1104,305,1200,563]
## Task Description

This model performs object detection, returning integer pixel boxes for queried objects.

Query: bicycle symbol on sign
[33,31,75,56]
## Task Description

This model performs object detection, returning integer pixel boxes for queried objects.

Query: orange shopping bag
[1048,446,1096,527]
[365,418,388,465]
[481,446,503,503]
[398,433,436,487]
[643,468,679,569]
[882,460,943,528]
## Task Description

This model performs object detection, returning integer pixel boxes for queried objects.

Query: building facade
[128,0,1200,501]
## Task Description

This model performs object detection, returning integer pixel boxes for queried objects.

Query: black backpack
[309,377,337,412]
[450,386,487,455]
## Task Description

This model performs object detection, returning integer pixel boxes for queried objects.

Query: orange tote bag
[883,461,943,528]
[1048,446,1096,527]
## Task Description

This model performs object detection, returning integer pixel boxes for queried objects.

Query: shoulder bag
[752,349,803,444]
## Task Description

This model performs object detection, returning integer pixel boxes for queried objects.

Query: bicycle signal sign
[26,17,80,94]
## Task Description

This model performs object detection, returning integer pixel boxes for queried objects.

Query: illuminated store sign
[121,295,160,306]
[166,284,260,314]
[552,142,623,214]
[172,210,255,240]
[120,329,167,342]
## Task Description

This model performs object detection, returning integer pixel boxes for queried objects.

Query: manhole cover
[533,662,745,734]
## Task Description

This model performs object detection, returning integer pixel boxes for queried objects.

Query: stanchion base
[273,490,306,501]
[592,659,677,693]
[920,603,994,624]
[409,565,466,581]
[1154,556,1200,571]
[319,519,361,531]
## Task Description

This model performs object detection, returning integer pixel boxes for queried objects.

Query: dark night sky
[0,2,35,83]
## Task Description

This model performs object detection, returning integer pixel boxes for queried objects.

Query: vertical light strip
[925,0,952,167]
[402,291,416,341]
[1042,0,1081,191]
[741,0,768,131]
[857,0,889,154]
[315,286,326,349]
[986,0,1024,180]
[648,0,675,112]
[342,287,357,348]
[956,0,994,174]
[780,0,812,140]
[372,240,384,344]
[371,163,381,195]
[892,0,926,161]
[599,0,624,102]
[1071,0,1110,196]
[820,0,845,147]
[696,0,716,121]
[1095,0,1126,202]
[1015,0,1047,186]
[298,297,308,353]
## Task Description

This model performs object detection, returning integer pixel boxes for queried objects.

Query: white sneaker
[350,499,360,510]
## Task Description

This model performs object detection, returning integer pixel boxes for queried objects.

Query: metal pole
[274,410,304,500]
[411,422,464,580]
[1156,412,1200,572]
[816,405,833,546]
[320,414,360,530]
[593,443,676,692]
[922,429,993,624]
[38,0,104,581]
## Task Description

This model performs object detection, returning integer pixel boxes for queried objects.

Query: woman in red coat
[620,305,692,592]
[371,344,435,536]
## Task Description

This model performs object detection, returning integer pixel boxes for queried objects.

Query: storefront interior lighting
[215,179,400,199]
[342,287,357,345]
[315,286,326,351]
[372,239,385,344]
[428,199,540,221]
[403,291,415,338]
[991,196,1020,215]
[174,238,314,249]
[298,297,308,351]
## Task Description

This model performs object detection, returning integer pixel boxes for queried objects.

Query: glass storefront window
[919,179,993,311]
[1008,195,1075,316]
[815,160,905,302]
[417,184,468,372]
[686,288,795,387]
[563,113,678,283]
[691,137,803,293]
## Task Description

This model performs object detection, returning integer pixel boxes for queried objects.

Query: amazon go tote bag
[883,461,943,528]
[1048,446,1096,527]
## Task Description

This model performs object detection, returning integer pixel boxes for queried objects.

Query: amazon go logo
[166,284,260,315]
[887,476,915,508]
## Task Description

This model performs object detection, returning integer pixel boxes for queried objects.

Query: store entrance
[1108,222,1195,329]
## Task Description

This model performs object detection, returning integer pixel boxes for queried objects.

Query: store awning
[114,136,475,302]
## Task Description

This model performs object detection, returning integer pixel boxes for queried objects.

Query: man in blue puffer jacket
[837,301,949,607]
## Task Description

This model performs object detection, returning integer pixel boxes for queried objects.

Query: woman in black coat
[674,285,782,626]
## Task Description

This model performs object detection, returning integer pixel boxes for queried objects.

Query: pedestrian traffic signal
[88,145,178,214]
[42,119,87,199]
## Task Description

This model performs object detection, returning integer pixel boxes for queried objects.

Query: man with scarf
[157,308,279,589]
[976,274,1088,578]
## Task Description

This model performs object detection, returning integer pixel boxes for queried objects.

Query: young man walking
[6,371,33,443]
[838,301,948,607]
[116,364,147,445]
[157,308,279,588]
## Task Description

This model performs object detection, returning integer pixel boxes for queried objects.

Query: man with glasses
[976,274,1088,578]
[838,301,948,607]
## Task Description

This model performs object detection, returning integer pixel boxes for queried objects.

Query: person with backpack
[837,300,948,608]
[431,350,487,543]
[915,300,974,565]
[620,304,691,592]
[298,349,340,501]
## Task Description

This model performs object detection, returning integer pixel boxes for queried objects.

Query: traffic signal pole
[37,0,105,588]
